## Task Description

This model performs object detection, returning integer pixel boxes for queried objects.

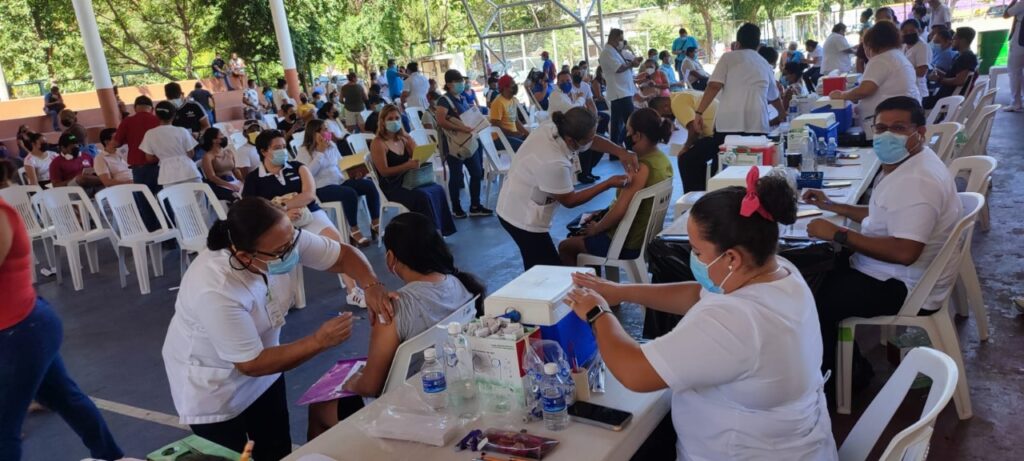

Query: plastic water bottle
[816,138,827,167]
[420,347,448,411]
[541,363,569,431]
[827,137,838,166]
[443,322,479,418]
[787,104,798,123]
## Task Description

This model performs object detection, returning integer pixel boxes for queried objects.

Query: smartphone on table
[567,401,633,432]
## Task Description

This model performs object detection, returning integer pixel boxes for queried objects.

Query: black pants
[579,149,603,177]
[815,253,909,377]
[610,96,635,147]
[690,75,709,91]
[677,137,720,192]
[803,66,822,91]
[499,216,560,270]
[131,163,162,231]
[191,376,292,461]
[335,395,366,421]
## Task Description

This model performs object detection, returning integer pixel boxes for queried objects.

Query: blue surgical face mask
[271,149,289,166]
[265,247,300,275]
[872,131,912,165]
[454,82,466,94]
[385,120,402,133]
[558,82,573,94]
[689,250,732,294]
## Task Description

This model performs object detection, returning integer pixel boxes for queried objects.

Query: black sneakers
[468,205,494,217]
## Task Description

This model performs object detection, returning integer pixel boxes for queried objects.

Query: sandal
[371,223,381,241]
[349,230,370,248]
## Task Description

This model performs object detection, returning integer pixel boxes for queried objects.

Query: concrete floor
[19,86,1024,460]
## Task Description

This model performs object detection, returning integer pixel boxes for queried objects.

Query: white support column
[0,62,9,101]
[269,0,301,101]
[71,0,119,127]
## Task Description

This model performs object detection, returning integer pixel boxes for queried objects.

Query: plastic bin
[812,103,853,135]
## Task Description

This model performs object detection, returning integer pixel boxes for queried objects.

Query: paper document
[458,107,490,135]
[412,142,438,163]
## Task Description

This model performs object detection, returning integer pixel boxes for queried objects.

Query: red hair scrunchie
[739,167,774,222]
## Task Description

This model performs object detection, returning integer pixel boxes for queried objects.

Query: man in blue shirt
[541,51,556,84]
[929,28,957,75]
[671,27,698,79]
[385,59,406,101]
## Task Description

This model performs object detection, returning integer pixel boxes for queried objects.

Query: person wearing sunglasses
[801,96,961,396]
[161,197,394,461]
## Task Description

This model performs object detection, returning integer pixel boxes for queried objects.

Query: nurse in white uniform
[161,197,393,461]
[566,169,838,461]
[496,107,636,270]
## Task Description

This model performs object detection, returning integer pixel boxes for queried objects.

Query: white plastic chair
[577,180,674,284]
[836,192,983,420]
[947,156,996,341]
[360,110,373,124]
[923,122,962,164]
[672,191,706,219]
[96,185,181,295]
[229,132,247,151]
[261,113,278,129]
[0,185,56,283]
[347,133,376,156]
[363,153,410,247]
[838,347,959,461]
[925,95,963,125]
[408,129,448,183]
[477,127,514,208]
[212,122,233,135]
[382,296,478,395]
[157,183,227,276]
[954,84,986,126]
[33,187,120,291]
[291,131,305,148]
[405,107,426,132]
[18,167,29,185]
[959,104,999,158]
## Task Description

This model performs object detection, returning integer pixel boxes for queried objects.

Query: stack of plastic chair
[923,122,962,164]
[0,185,56,283]
[958,104,999,158]
[925,95,964,125]
[96,184,180,295]
[947,156,997,341]
[33,187,120,291]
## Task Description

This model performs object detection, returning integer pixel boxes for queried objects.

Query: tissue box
[707,165,775,192]
[484,265,595,326]
[469,326,541,406]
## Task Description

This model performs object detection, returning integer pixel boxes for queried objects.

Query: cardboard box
[470,326,541,406]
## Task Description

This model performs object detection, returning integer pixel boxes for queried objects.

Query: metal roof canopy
[459,0,606,71]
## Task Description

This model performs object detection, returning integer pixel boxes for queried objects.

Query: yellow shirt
[489,95,519,133]
[297,103,317,119]
[670,90,718,137]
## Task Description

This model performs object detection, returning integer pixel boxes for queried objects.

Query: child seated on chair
[558,108,674,266]
[306,212,485,439]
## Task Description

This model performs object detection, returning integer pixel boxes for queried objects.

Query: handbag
[401,162,436,190]
[439,95,480,160]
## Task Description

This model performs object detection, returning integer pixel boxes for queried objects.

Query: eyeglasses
[253,229,301,260]
[871,123,918,135]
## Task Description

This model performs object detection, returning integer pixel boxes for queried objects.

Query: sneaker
[577,174,596,184]
[469,205,494,217]
[1004,105,1023,113]
[346,287,367,308]
[452,208,468,219]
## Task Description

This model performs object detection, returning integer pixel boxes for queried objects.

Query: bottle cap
[544,363,559,375]
[448,322,461,334]
[424,347,436,360]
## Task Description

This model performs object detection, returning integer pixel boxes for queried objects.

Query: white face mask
[645,68,655,76]
[170,98,184,108]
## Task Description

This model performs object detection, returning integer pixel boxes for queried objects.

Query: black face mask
[571,75,583,85]
[289,114,297,121]
[219,138,228,149]
[903,33,920,46]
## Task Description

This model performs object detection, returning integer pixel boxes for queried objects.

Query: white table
[666,146,881,237]
[286,375,671,461]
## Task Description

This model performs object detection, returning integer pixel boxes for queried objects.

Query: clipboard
[412,142,438,163]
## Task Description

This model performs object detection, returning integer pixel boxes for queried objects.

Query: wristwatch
[585,304,613,325]
[833,229,849,245]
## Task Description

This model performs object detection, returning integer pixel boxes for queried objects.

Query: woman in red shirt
[0,199,123,460]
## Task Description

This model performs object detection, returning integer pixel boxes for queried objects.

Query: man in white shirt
[1005,0,1024,111]
[693,23,783,145]
[803,96,962,386]
[599,28,643,148]
[401,61,430,109]
[902,19,932,98]
[823,23,855,74]
[802,39,825,88]
[680,46,710,90]
[928,0,952,30]
[242,79,261,120]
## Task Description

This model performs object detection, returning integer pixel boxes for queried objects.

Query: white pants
[1009,50,1024,106]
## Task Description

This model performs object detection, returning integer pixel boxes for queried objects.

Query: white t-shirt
[139,125,201,185]
[162,231,341,424]
[851,148,962,308]
[25,151,58,182]
[233,144,261,171]
[680,57,708,86]
[496,123,576,233]
[709,49,780,134]
[858,49,921,136]
[295,145,344,188]
[94,147,132,183]
[1009,2,1024,54]
[404,72,431,109]
[808,46,824,66]
[599,45,637,101]
[547,86,589,115]
[823,33,853,74]
[929,4,952,28]
[641,259,837,461]
[324,118,347,139]
[243,88,260,108]
[904,40,932,98]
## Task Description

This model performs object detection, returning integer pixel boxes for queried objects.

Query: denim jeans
[45,110,61,132]
[609,96,635,147]
[504,135,524,152]
[315,179,381,225]
[445,147,485,211]
[214,71,235,91]
[0,298,123,461]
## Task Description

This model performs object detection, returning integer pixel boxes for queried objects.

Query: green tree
[94,0,210,79]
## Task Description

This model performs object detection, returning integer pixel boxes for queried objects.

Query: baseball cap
[58,131,80,148]
[498,75,515,91]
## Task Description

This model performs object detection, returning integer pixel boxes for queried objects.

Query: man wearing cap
[488,75,530,152]
[115,95,162,229]
[50,132,102,194]
[541,51,556,86]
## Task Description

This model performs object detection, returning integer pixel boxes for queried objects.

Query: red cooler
[822,76,846,94]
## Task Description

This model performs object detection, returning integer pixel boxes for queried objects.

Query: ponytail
[628,107,672,145]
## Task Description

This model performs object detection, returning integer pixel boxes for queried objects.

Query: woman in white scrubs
[162,197,394,461]
[495,107,637,269]
[566,170,837,460]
